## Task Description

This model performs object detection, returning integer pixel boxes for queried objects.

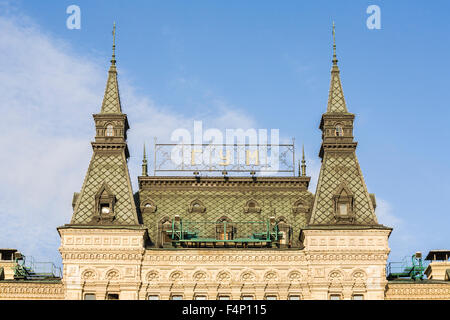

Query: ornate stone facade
[2,29,449,300]
[56,226,392,300]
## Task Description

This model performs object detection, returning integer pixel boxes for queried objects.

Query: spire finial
[301,144,307,176]
[111,22,116,66]
[332,21,338,66]
[142,143,148,176]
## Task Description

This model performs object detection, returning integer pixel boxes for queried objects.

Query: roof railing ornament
[301,144,307,177]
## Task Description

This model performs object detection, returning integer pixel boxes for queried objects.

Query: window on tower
[106,124,114,137]
[339,203,348,216]
[332,183,355,223]
[100,203,111,215]
[334,125,343,137]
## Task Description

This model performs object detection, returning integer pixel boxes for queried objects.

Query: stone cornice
[139,176,311,190]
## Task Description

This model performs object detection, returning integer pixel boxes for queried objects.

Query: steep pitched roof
[71,152,139,225]
[308,151,378,225]
[326,23,348,113]
[100,62,122,114]
[326,63,348,113]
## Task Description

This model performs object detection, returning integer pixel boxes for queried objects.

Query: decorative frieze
[0,282,64,300]
[386,283,450,300]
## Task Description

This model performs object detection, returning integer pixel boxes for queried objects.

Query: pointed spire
[301,145,307,176]
[100,22,122,114]
[326,22,348,113]
[142,143,148,176]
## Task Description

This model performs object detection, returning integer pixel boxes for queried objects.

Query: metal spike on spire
[142,143,148,176]
[111,22,116,66]
[301,144,307,176]
[332,21,338,66]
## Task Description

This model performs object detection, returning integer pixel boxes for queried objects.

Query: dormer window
[188,199,206,213]
[244,200,261,213]
[92,183,116,224]
[106,124,114,137]
[141,199,157,213]
[292,199,308,214]
[333,183,354,223]
[334,125,343,137]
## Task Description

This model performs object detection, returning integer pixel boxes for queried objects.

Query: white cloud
[375,198,401,227]
[0,12,259,265]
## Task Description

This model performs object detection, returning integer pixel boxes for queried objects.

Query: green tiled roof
[100,64,122,114]
[326,64,348,113]
[309,151,378,225]
[71,152,138,225]
[139,177,314,248]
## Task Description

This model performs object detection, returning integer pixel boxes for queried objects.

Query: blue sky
[0,0,449,267]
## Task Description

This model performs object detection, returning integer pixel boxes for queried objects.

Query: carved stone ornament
[264,271,279,282]
[169,271,184,282]
[146,271,160,282]
[241,271,256,282]
[216,271,232,283]
[106,269,120,281]
[328,270,344,283]
[288,271,302,282]
[193,271,208,282]
[82,270,96,280]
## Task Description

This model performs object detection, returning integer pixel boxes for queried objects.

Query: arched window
[188,199,206,213]
[141,199,157,213]
[106,124,114,137]
[244,199,261,213]
[292,199,308,214]
[334,125,343,137]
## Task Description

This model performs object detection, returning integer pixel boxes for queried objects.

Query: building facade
[1,32,449,300]
[58,34,393,300]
